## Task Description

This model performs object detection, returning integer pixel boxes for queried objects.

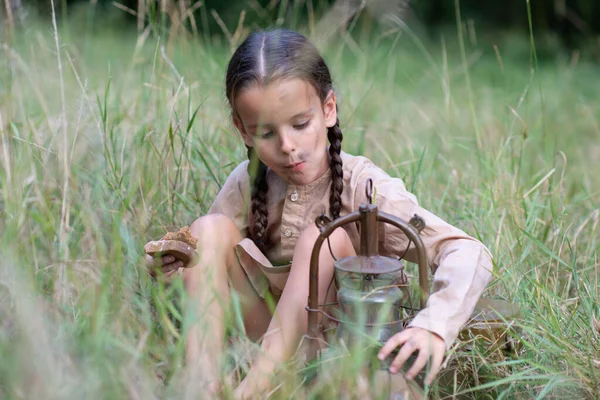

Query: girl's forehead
[235,78,319,122]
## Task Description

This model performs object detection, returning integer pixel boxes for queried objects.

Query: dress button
[284,229,292,237]
[290,191,299,202]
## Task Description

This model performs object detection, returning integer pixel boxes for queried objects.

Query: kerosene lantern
[306,179,430,361]
[305,179,521,399]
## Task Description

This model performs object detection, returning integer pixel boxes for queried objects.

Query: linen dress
[208,151,493,349]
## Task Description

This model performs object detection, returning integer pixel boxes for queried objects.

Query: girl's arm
[384,193,493,349]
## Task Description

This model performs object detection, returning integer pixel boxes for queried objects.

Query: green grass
[1,5,599,399]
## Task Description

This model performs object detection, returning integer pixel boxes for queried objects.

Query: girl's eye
[260,131,274,139]
[293,121,309,130]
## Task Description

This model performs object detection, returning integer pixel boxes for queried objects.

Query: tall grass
[0,2,599,398]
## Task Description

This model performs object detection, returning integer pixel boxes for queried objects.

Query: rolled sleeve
[407,239,492,349]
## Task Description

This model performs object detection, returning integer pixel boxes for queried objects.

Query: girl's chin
[285,169,323,186]
[277,161,328,186]
[285,175,311,186]
[283,172,307,183]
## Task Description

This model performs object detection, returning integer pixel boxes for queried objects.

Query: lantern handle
[377,211,429,309]
[315,206,331,233]
[307,211,361,361]
[409,214,426,233]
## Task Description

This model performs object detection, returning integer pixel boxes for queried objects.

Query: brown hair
[225,29,343,253]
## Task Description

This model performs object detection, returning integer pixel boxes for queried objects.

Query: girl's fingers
[405,346,429,380]
[161,255,175,264]
[389,339,416,374]
[145,255,159,277]
[163,260,184,273]
[148,255,177,269]
[164,266,182,277]
[378,327,446,383]
[145,254,155,267]
[378,330,409,360]
[426,346,445,385]
[145,254,182,278]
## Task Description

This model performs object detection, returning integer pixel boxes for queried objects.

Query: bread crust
[144,226,197,265]
[160,226,197,247]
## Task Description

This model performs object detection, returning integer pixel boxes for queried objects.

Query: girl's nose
[280,131,296,154]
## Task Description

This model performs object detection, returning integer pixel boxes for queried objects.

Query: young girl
[147,28,492,398]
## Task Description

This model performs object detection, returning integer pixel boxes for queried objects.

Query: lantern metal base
[314,343,426,400]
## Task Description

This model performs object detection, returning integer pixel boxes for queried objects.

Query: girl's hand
[145,254,185,280]
[378,327,446,385]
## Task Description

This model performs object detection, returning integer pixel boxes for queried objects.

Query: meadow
[0,5,599,399]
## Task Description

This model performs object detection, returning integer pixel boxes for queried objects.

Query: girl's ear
[323,90,337,128]
[233,115,254,148]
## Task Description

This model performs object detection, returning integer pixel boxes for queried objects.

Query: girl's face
[233,78,337,186]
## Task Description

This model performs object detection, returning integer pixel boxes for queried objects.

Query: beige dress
[208,151,493,349]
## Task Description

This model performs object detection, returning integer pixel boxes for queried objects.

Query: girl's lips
[287,161,306,172]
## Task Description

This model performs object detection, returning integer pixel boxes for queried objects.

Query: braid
[247,147,270,253]
[327,118,344,220]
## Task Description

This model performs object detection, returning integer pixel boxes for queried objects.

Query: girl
[147,28,492,398]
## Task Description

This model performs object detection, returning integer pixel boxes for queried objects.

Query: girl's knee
[184,214,240,280]
[189,213,239,243]
[329,227,354,255]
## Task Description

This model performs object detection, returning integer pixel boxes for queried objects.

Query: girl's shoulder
[341,151,393,183]
[340,151,416,205]
[215,160,252,200]
[223,160,251,186]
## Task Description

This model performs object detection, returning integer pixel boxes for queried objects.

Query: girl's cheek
[308,125,322,141]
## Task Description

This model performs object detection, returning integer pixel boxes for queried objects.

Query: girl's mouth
[286,161,306,172]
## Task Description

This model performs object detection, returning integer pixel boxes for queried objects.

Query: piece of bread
[144,226,197,265]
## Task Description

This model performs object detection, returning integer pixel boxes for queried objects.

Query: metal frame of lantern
[306,179,431,361]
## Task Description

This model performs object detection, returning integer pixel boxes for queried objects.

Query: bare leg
[182,214,272,393]
[264,223,356,360]
[235,224,357,398]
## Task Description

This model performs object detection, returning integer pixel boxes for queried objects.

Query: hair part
[225,29,344,253]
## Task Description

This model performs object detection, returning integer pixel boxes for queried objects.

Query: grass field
[0,4,599,399]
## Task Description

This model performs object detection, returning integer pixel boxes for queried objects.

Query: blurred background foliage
[2,0,600,54]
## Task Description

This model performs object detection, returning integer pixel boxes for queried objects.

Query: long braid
[327,118,344,220]
[247,147,270,253]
